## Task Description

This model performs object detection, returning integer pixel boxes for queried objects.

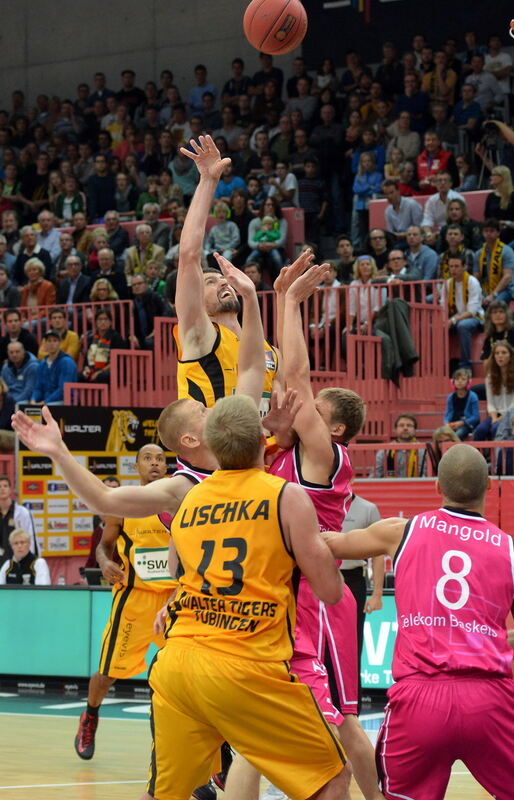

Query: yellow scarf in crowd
[448,270,470,317]
[440,245,466,280]
[386,441,418,477]
[478,239,504,295]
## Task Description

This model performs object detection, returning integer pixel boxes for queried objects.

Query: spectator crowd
[0,31,513,454]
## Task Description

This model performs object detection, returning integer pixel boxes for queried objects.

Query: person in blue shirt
[31,330,77,406]
[350,128,386,175]
[443,367,480,439]
[451,84,482,144]
[214,162,247,201]
[187,65,218,115]
[351,152,383,251]
[1,342,38,403]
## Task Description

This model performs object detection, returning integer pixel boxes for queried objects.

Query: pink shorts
[376,675,514,800]
[290,655,344,727]
[295,577,358,716]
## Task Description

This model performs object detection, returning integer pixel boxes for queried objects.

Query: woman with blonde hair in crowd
[383,146,404,182]
[347,255,380,335]
[20,258,56,308]
[485,165,514,244]
[473,340,514,441]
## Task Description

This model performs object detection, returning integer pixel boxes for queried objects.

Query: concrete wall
[0,0,299,108]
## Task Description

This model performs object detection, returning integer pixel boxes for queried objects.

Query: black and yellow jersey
[173,322,278,414]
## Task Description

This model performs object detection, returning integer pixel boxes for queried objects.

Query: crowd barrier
[57,207,305,261]
[369,189,489,232]
[56,280,451,431]
[2,298,135,351]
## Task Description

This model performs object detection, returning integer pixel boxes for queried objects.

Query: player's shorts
[376,675,514,800]
[99,585,170,679]
[146,637,346,800]
[296,577,358,715]
[290,655,344,727]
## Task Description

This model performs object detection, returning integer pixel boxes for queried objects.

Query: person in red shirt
[416,130,458,194]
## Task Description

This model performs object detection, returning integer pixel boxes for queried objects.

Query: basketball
[243,0,308,56]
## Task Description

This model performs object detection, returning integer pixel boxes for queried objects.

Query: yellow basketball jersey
[167,468,296,661]
[117,515,174,592]
[173,322,278,413]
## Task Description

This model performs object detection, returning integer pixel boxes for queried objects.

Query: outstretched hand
[286,263,331,304]
[213,252,256,297]
[273,248,315,295]
[262,389,302,440]
[11,406,64,459]
[180,135,232,181]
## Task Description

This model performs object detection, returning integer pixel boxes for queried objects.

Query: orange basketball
[243,0,308,56]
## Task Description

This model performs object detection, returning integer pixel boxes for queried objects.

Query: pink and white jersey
[393,506,514,680]
[269,442,353,532]
[174,457,213,486]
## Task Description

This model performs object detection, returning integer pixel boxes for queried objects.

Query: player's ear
[435,479,442,497]
[332,420,346,439]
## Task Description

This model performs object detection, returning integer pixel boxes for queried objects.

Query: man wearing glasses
[367,228,390,271]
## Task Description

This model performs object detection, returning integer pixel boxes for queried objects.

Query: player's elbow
[314,572,344,605]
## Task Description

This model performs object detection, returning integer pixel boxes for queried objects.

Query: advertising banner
[17,406,175,557]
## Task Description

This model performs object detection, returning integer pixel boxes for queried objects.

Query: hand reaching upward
[180,135,232,182]
[11,406,65,460]
[273,248,315,295]
[213,252,257,297]
[286,263,331,304]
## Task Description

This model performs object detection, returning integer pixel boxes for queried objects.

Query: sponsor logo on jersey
[134,546,170,581]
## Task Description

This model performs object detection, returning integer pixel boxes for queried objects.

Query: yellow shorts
[146,638,346,800]
[99,585,170,679]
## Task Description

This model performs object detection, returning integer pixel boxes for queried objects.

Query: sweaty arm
[96,516,125,584]
[176,136,232,359]
[280,482,343,606]
[11,406,191,518]
[213,253,265,408]
[283,264,337,482]
[325,517,407,562]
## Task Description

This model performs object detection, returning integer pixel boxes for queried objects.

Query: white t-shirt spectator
[422,189,465,231]
[268,172,299,207]
[485,51,513,93]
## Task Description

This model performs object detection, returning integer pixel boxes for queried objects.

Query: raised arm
[176,136,232,359]
[280,482,344,605]
[282,263,337,482]
[325,517,407,561]
[213,253,265,408]
[11,406,192,517]
[273,248,315,351]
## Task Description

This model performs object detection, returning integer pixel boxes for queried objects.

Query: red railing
[63,382,109,406]
[110,349,155,407]
[3,299,135,350]
[154,317,178,407]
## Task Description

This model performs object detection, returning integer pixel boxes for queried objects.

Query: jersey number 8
[435,549,472,611]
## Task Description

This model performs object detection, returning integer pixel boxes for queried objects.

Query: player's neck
[210,312,241,336]
[442,498,485,516]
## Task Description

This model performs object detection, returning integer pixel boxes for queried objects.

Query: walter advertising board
[17,406,175,557]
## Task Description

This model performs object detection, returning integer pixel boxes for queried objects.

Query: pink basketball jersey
[174,457,213,486]
[269,442,353,532]
[393,507,514,680]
